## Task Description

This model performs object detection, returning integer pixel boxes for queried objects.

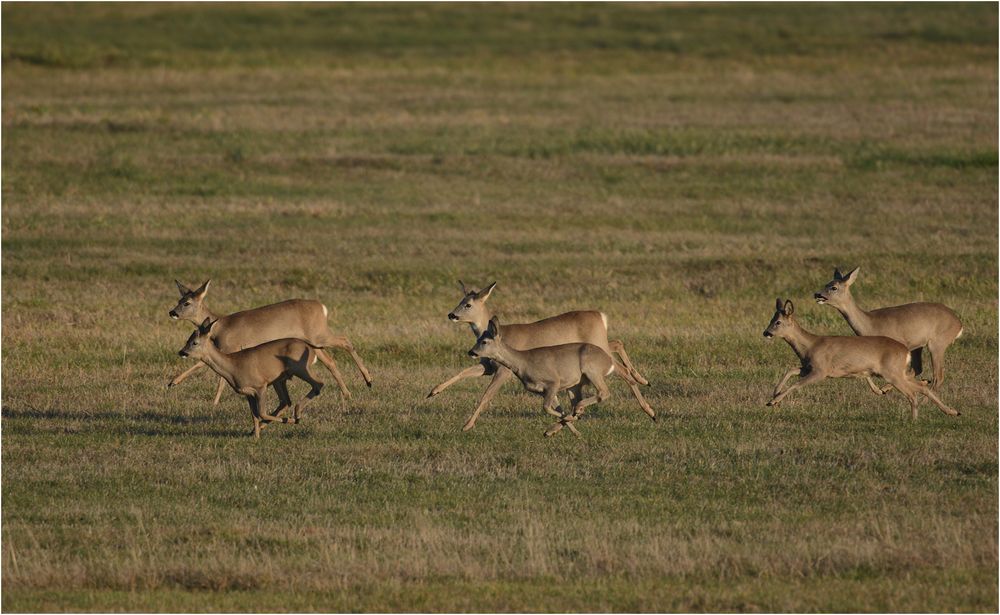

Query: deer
[167,280,373,406]
[468,317,644,437]
[763,298,959,420]
[425,280,652,431]
[815,267,963,392]
[178,318,330,437]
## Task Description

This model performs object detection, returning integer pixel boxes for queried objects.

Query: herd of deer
[167,267,964,438]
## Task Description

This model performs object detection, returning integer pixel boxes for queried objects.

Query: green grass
[2,2,998,612]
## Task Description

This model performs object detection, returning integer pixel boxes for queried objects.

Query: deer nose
[169,310,178,319]
[468,350,477,357]
[448,313,459,321]
[814,293,825,300]
[763,331,773,338]
[178,350,188,357]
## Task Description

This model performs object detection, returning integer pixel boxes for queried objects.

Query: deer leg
[925,342,947,391]
[290,363,325,421]
[319,333,373,387]
[272,378,293,418]
[427,363,487,398]
[614,368,655,420]
[315,349,351,401]
[168,360,207,388]
[864,377,894,396]
[212,377,227,406]
[892,375,960,418]
[608,339,649,386]
[543,385,569,438]
[248,395,262,438]
[768,371,824,406]
[772,367,801,397]
[462,367,513,432]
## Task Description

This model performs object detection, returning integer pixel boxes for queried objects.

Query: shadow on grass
[2,406,216,424]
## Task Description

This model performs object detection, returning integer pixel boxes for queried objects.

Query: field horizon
[2,3,998,612]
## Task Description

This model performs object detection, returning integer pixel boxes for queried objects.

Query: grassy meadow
[2,3,998,612]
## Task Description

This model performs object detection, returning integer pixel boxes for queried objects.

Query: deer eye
[465,303,472,308]
[184,301,191,306]
[830,286,838,291]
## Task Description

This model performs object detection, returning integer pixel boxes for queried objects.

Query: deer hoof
[461,422,476,432]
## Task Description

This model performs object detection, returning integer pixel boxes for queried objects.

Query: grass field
[2,3,998,612]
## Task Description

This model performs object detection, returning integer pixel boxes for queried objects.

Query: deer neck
[783,320,820,362]
[489,342,530,378]
[196,344,237,389]
[469,307,494,338]
[835,291,873,335]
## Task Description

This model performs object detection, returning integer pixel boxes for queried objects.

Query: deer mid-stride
[167,280,372,405]
[814,267,963,392]
[468,317,643,437]
[426,281,652,431]
[179,318,329,437]
[763,298,959,420]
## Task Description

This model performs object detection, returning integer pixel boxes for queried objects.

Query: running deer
[815,267,963,391]
[763,298,959,420]
[426,281,652,431]
[178,319,330,438]
[167,280,372,405]
[468,317,650,437]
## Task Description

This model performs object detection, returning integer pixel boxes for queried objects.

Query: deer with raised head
[763,298,959,420]
[426,281,652,431]
[179,319,330,437]
[815,267,963,391]
[468,317,644,437]
[167,280,372,405]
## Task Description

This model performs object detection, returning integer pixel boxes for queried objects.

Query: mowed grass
[1,3,997,612]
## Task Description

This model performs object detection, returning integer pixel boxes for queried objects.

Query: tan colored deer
[814,267,963,391]
[426,281,652,431]
[763,298,959,420]
[179,319,331,437]
[468,317,647,437]
[167,280,372,404]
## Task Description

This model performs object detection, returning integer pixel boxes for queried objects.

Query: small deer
[427,281,651,431]
[168,280,372,405]
[468,317,651,437]
[763,298,959,420]
[179,319,331,437]
[815,267,963,391]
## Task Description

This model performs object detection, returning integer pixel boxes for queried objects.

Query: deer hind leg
[767,371,824,407]
[614,367,655,421]
[608,339,649,386]
[925,342,948,391]
[462,366,513,432]
[317,332,373,388]
[892,375,959,418]
[543,384,572,437]
[289,362,325,421]
[864,377,895,396]
[315,349,351,401]
[427,363,487,398]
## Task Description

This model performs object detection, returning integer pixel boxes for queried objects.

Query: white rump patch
[905,353,911,367]
[600,312,608,331]
[606,364,615,377]
[956,327,964,340]
[311,355,318,365]
[322,304,329,318]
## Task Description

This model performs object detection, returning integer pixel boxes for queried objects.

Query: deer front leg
[542,384,571,437]
[771,367,801,398]
[212,377,226,405]
[462,367,513,432]
[427,363,487,398]
[247,395,262,439]
[168,360,207,388]
[768,371,824,407]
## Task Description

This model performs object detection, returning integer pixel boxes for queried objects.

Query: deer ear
[195,279,211,297]
[458,280,469,295]
[176,280,191,296]
[488,316,500,335]
[833,268,844,281]
[199,317,213,332]
[775,297,783,312]
[479,281,497,301]
[783,300,794,316]
[844,267,860,285]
